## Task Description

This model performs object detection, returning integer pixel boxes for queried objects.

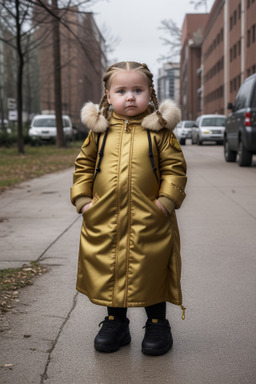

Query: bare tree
[51,0,65,147]
[158,0,210,63]
[100,23,120,60]
[0,0,45,153]
[0,0,58,152]
[158,19,182,62]
[190,0,209,13]
[0,0,105,151]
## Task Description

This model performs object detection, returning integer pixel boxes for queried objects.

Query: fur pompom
[142,99,181,132]
[80,102,109,133]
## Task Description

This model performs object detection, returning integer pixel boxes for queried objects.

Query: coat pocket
[82,193,100,217]
[147,195,168,218]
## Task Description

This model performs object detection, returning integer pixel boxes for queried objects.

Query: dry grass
[0,142,83,193]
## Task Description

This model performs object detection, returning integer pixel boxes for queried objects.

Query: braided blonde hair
[98,61,167,126]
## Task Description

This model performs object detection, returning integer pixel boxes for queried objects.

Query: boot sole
[142,339,173,356]
[94,333,131,353]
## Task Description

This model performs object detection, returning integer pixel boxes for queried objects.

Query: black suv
[224,73,256,166]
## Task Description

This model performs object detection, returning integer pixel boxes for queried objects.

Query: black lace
[98,318,121,335]
[143,321,170,339]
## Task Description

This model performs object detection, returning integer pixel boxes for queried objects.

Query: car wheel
[224,138,236,162]
[197,136,203,145]
[237,140,252,166]
[180,138,185,145]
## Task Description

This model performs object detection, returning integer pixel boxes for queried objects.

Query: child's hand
[81,202,93,214]
[155,199,168,216]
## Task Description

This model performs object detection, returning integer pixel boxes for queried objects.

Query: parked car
[224,73,256,166]
[29,114,73,142]
[191,114,226,145]
[174,120,195,145]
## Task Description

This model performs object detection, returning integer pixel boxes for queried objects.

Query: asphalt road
[0,143,256,384]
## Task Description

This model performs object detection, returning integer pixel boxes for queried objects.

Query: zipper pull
[180,305,186,320]
[125,120,131,133]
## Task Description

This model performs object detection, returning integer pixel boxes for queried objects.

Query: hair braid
[98,93,107,111]
[102,98,110,119]
[98,94,110,120]
[151,87,167,127]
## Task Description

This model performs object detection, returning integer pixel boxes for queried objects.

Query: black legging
[107,302,166,321]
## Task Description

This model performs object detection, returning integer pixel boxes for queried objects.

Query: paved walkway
[1,146,256,384]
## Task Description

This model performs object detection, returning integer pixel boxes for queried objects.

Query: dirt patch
[0,262,47,315]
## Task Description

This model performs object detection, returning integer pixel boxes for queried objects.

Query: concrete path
[0,145,256,384]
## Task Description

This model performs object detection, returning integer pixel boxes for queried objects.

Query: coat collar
[80,99,181,133]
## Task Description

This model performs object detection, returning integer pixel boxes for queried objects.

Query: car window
[235,78,254,110]
[33,117,70,127]
[201,117,226,127]
[251,82,256,108]
[184,121,194,128]
[63,118,70,127]
[33,118,56,127]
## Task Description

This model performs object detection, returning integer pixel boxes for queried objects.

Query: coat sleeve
[157,130,187,209]
[70,131,98,206]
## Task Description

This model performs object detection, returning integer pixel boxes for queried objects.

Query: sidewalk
[0,168,78,270]
[1,146,256,384]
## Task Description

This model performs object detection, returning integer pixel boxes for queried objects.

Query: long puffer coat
[70,100,187,310]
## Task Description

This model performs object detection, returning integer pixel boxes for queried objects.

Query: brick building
[180,14,208,120]
[36,8,107,129]
[180,0,256,119]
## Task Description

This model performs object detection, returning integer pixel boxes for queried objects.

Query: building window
[238,3,241,19]
[247,0,250,8]
[234,10,237,25]
[230,80,233,93]
[237,75,241,88]
[247,29,251,47]
[220,28,224,41]
[233,44,237,59]
[230,16,233,30]
[252,24,256,43]
[238,39,241,55]
[230,47,233,62]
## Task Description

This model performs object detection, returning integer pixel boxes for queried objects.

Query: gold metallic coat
[71,100,187,308]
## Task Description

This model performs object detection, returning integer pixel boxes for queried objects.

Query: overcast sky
[87,0,215,78]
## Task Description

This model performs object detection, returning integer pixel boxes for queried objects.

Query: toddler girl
[70,61,187,356]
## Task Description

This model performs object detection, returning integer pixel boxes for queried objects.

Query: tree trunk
[15,0,24,154]
[52,0,65,147]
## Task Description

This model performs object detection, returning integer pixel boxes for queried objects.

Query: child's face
[106,70,152,119]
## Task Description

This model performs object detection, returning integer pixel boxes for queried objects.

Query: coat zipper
[112,125,124,306]
[123,122,133,305]
[180,305,186,320]
[125,120,131,133]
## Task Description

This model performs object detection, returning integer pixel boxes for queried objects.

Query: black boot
[142,319,173,356]
[94,316,131,353]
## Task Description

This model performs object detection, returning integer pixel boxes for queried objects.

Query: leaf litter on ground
[0,262,47,315]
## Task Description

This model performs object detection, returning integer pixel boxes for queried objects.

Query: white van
[29,114,73,141]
